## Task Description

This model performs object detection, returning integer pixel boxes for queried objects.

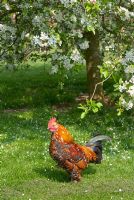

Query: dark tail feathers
[86,135,111,164]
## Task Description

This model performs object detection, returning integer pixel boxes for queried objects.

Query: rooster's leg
[63,160,81,181]
[71,167,81,182]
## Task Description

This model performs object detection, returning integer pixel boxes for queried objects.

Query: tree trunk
[84,31,104,100]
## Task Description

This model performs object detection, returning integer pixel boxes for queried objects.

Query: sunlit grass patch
[0,64,134,199]
[1,107,134,200]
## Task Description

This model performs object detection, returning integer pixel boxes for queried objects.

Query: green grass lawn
[0,63,134,200]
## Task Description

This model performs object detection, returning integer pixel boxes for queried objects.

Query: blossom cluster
[32,28,87,73]
[0,24,16,36]
[0,23,17,64]
[50,49,85,74]
[60,0,77,7]
[33,32,58,48]
[79,40,89,50]
[122,50,134,66]
[118,50,134,111]
[119,6,134,20]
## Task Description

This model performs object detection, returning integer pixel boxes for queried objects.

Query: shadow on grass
[34,165,96,183]
[0,64,86,110]
[83,165,96,175]
[34,167,70,182]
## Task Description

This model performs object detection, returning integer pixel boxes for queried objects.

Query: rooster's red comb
[48,117,57,128]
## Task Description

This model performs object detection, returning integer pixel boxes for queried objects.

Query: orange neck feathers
[54,124,74,143]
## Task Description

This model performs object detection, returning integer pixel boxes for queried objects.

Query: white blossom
[130,76,134,84]
[128,85,134,97]
[79,41,89,50]
[119,81,128,92]
[105,61,112,65]
[33,36,41,45]
[70,0,77,2]
[0,24,4,31]
[90,0,96,4]
[32,16,42,24]
[126,100,133,110]
[60,0,77,7]
[48,37,57,46]
[71,49,81,61]
[80,16,88,25]
[119,7,134,19]
[58,40,62,46]
[77,32,83,38]
[124,65,134,74]
[119,85,126,92]
[72,29,83,38]
[70,15,77,22]
[120,97,134,110]
[52,54,59,60]
[122,49,134,65]
[105,44,115,51]
[40,32,49,41]
[120,98,126,106]
[50,65,58,74]
[25,33,30,38]
[5,4,10,10]
[64,62,73,70]
[40,42,48,47]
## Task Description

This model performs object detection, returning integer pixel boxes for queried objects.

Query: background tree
[0,0,134,115]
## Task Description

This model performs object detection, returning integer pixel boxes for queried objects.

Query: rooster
[48,117,111,181]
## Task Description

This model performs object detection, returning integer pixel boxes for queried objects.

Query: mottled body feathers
[49,124,96,181]
[48,118,110,181]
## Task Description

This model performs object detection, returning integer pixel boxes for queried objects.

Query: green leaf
[92,107,99,113]
[87,26,95,34]
[96,102,103,108]
[119,78,123,84]
[117,108,124,116]
[85,3,92,12]
[103,70,109,78]
[81,111,87,119]
[78,104,86,110]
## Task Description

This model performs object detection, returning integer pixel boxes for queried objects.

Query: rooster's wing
[53,140,89,169]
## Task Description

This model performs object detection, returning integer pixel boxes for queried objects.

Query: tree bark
[84,31,104,100]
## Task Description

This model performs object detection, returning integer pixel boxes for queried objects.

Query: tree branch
[90,68,115,100]
[0,37,18,59]
[0,9,21,21]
